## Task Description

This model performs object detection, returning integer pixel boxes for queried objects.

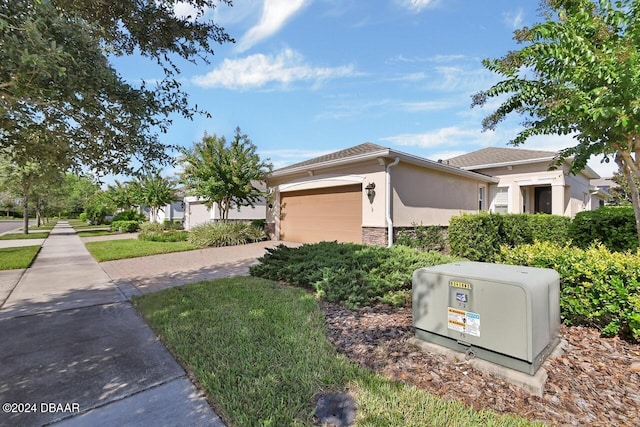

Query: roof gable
[446,147,557,169]
[274,142,387,173]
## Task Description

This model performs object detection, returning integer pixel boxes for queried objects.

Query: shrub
[497,241,640,342]
[110,220,140,233]
[569,206,637,252]
[79,212,88,223]
[112,210,145,222]
[449,213,570,262]
[395,223,447,252]
[138,230,189,242]
[139,222,165,233]
[163,220,184,230]
[250,241,457,309]
[188,222,266,247]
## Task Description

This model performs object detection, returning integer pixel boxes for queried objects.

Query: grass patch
[77,230,121,238]
[0,232,49,240]
[0,246,40,270]
[85,238,200,261]
[134,277,540,427]
[67,219,110,231]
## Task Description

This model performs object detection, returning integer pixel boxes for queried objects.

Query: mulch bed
[321,302,640,426]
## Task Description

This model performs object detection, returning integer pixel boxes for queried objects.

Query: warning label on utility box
[447,307,480,337]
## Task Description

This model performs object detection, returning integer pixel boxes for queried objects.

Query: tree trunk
[615,153,640,243]
[36,198,41,228]
[23,193,29,235]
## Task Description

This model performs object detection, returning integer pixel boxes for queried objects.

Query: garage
[280,184,362,243]
[186,202,211,230]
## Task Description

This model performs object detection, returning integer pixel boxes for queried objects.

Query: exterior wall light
[365,182,376,202]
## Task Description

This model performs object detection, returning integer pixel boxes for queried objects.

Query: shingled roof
[274,142,387,173]
[446,147,557,169]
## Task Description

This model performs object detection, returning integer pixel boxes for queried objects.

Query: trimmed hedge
[497,241,640,342]
[110,220,140,233]
[449,213,570,262]
[569,206,638,252]
[249,241,458,309]
[112,211,145,222]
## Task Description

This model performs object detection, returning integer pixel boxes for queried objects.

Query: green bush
[449,213,570,262]
[112,211,145,222]
[188,222,266,247]
[497,241,640,342]
[395,223,447,252]
[79,212,88,223]
[163,220,184,230]
[110,220,140,233]
[139,222,165,233]
[569,206,637,252]
[138,230,189,242]
[250,241,458,309]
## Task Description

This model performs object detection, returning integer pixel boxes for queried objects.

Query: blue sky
[113,0,617,179]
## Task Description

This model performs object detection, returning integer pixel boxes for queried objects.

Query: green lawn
[85,238,199,261]
[0,246,41,270]
[77,230,120,238]
[0,232,49,240]
[134,277,541,427]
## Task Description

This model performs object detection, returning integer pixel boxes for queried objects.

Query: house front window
[478,186,485,211]
[493,186,509,213]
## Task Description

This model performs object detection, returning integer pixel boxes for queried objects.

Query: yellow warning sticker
[447,307,481,337]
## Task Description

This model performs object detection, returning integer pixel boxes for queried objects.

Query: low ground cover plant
[133,277,537,426]
[188,221,266,247]
[497,241,640,342]
[250,241,457,309]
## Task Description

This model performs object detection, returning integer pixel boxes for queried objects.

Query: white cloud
[192,48,356,90]
[400,100,454,112]
[380,126,489,148]
[502,8,524,29]
[237,0,310,52]
[395,0,439,13]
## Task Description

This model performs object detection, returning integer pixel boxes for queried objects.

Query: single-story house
[446,147,610,216]
[183,181,267,231]
[266,143,498,246]
[266,143,609,246]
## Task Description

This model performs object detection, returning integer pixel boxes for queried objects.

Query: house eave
[269,148,498,183]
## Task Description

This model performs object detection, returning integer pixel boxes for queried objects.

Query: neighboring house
[446,147,609,216]
[154,200,186,223]
[266,143,497,246]
[183,181,267,231]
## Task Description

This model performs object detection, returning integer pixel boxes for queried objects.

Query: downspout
[386,157,400,247]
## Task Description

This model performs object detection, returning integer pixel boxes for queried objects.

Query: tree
[106,180,137,213]
[180,128,272,220]
[1,0,233,175]
[0,154,64,233]
[473,0,640,241]
[131,174,177,222]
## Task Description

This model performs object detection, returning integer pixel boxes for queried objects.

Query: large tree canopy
[1,0,232,175]
[473,0,640,240]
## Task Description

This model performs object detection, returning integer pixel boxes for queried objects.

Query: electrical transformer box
[412,261,561,375]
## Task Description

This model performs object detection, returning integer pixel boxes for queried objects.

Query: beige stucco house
[266,143,497,245]
[446,147,610,216]
[183,181,267,231]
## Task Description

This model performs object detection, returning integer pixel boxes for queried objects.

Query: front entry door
[534,187,552,214]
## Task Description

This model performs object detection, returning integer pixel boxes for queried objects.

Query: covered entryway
[280,184,362,243]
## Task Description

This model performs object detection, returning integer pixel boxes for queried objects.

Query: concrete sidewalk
[0,222,224,426]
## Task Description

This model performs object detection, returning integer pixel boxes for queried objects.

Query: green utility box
[412,261,561,375]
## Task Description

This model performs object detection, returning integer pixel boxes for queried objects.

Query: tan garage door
[280,184,362,243]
